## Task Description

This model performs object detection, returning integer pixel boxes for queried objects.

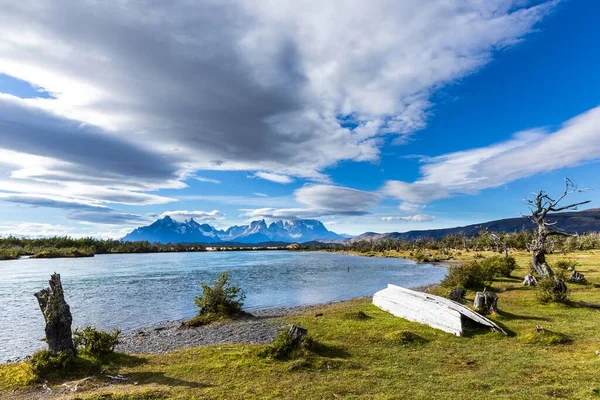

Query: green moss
[520,329,571,345]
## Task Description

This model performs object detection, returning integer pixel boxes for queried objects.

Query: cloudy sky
[0,0,598,238]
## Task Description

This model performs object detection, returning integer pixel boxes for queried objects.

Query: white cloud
[0,0,557,222]
[252,172,294,184]
[381,214,435,222]
[0,222,77,237]
[253,192,269,197]
[243,207,368,220]
[194,176,221,184]
[160,209,225,221]
[398,202,426,213]
[244,184,380,219]
[383,106,600,203]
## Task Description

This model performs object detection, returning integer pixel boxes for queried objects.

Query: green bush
[554,259,579,271]
[441,260,495,289]
[73,326,120,357]
[194,272,245,316]
[484,255,518,277]
[259,330,314,361]
[442,256,518,289]
[29,350,75,376]
[536,277,568,303]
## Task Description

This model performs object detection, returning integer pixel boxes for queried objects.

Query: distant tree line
[297,230,600,256]
[0,236,207,260]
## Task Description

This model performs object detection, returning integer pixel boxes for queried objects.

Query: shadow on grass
[496,310,551,322]
[310,342,351,359]
[37,353,148,384]
[125,372,211,389]
[460,317,516,338]
[564,300,600,310]
[503,286,532,292]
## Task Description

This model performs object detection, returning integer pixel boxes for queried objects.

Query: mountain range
[121,209,600,245]
[352,208,600,242]
[121,216,344,244]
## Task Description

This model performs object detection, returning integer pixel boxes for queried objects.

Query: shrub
[484,255,518,277]
[29,350,75,376]
[259,330,314,361]
[73,326,120,357]
[187,272,245,327]
[536,277,568,303]
[554,259,579,271]
[441,260,495,289]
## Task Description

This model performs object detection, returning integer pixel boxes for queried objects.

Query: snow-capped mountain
[121,217,343,244]
[121,216,223,243]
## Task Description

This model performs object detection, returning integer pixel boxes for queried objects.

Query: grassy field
[2,251,600,399]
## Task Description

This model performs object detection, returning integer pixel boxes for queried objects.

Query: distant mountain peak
[122,218,343,244]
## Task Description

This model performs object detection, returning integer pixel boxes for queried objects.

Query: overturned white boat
[373,284,506,337]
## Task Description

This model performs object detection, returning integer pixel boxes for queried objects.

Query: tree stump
[473,289,498,314]
[523,273,538,286]
[34,273,76,355]
[569,270,587,284]
[449,288,465,302]
[287,325,308,340]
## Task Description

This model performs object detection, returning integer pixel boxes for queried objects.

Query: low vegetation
[441,255,518,290]
[186,272,246,327]
[259,330,315,361]
[0,236,208,260]
[73,326,121,357]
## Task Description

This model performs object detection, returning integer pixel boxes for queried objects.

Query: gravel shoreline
[115,300,359,355]
[117,285,437,355]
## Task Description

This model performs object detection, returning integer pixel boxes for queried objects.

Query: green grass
[3,251,600,399]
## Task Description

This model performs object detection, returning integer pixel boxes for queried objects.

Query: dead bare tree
[484,229,508,257]
[526,178,590,279]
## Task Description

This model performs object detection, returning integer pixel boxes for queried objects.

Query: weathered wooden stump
[287,325,308,340]
[449,288,465,302]
[473,289,498,314]
[34,273,76,354]
[523,273,538,286]
[569,270,587,283]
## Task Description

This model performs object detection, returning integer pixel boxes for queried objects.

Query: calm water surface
[0,251,446,361]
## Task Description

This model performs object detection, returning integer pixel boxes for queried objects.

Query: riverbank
[3,250,600,399]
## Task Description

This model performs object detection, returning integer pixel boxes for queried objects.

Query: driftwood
[34,273,76,354]
[473,289,498,314]
[523,273,538,286]
[373,284,506,336]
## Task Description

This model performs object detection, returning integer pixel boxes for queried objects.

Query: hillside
[353,208,600,242]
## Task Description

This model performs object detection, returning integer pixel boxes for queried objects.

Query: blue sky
[0,0,598,238]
